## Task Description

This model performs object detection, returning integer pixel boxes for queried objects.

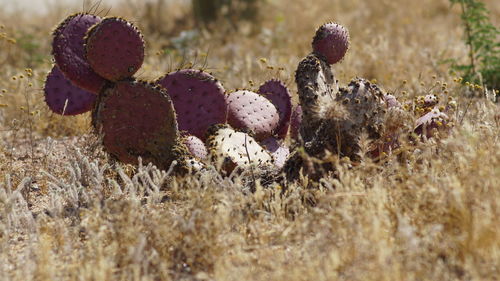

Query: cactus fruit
[312,22,349,65]
[258,79,292,138]
[206,124,273,172]
[93,80,179,169]
[85,17,145,81]
[52,13,106,94]
[44,65,97,115]
[414,107,449,139]
[183,135,208,160]
[227,90,280,140]
[261,137,290,169]
[156,69,227,141]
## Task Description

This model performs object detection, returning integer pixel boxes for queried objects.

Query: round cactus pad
[207,125,273,171]
[85,17,145,81]
[227,90,280,140]
[93,80,179,168]
[258,79,292,138]
[183,135,208,160]
[156,69,227,140]
[52,13,106,94]
[44,65,97,115]
[312,22,349,65]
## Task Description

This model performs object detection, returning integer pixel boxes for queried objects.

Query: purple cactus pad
[93,80,179,168]
[261,137,290,169]
[258,79,292,139]
[85,17,145,81]
[227,90,280,141]
[44,65,97,115]
[183,135,208,160]
[312,22,349,65]
[52,13,106,94]
[156,69,227,141]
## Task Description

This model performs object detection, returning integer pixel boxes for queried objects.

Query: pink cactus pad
[52,13,106,94]
[312,22,349,65]
[227,90,280,141]
[261,137,290,169]
[258,79,292,139]
[290,105,303,140]
[44,65,97,115]
[156,69,227,140]
[414,107,449,139]
[183,135,208,160]
[384,94,401,108]
[93,80,179,169]
[85,17,144,81]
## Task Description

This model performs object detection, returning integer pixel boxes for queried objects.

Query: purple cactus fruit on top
[85,17,145,81]
[52,13,106,94]
[227,90,280,141]
[156,69,227,141]
[44,65,97,115]
[312,22,349,65]
[258,79,292,139]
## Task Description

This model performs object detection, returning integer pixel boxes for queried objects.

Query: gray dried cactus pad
[295,53,339,143]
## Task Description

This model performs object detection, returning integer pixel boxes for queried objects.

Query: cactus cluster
[44,13,455,181]
[45,12,294,174]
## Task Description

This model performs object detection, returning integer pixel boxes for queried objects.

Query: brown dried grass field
[0,0,499,280]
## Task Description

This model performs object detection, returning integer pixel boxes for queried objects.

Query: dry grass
[1,0,500,280]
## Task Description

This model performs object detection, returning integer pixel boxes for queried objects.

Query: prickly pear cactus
[206,124,273,172]
[258,79,292,139]
[156,69,227,141]
[85,17,145,81]
[183,134,208,160]
[227,90,280,141]
[93,80,180,169]
[52,13,106,94]
[312,22,349,65]
[44,65,96,115]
